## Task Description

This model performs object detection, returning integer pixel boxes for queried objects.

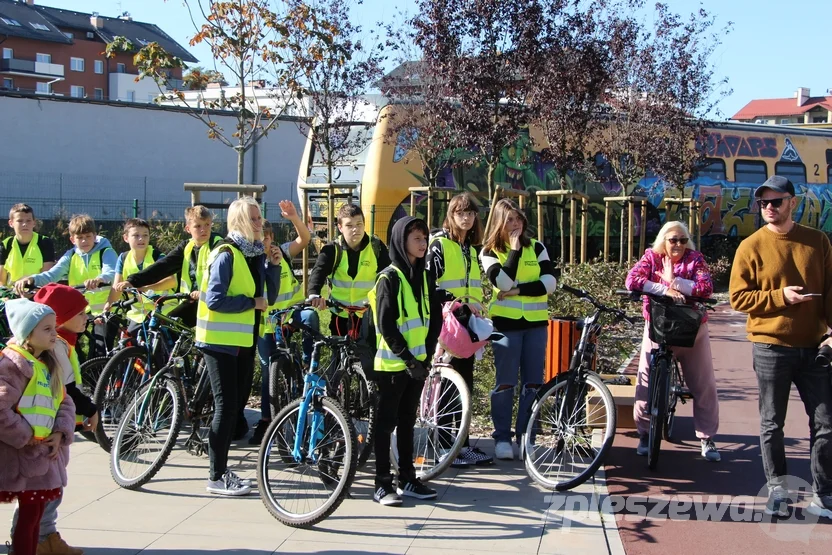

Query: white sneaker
[701,439,721,462]
[207,471,252,496]
[807,494,832,519]
[495,441,514,460]
[226,469,253,488]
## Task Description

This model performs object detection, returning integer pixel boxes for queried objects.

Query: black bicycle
[619,289,716,470]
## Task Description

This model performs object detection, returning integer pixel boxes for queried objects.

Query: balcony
[0,58,65,79]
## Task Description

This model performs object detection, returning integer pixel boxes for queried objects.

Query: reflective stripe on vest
[68,249,111,315]
[368,266,430,372]
[6,344,63,440]
[329,237,379,316]
[58,339,85,425]
[122,246,174,322]
[3,233,44,285]
[430,235,483,303]
[180,235,221,294]
[488,240,549,322]
[262,255,304,336]
[195,244,256,347]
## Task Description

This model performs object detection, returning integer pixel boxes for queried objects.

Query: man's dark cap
[754,175,795,198]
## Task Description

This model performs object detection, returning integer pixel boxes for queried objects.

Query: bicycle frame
[291,341,330,463]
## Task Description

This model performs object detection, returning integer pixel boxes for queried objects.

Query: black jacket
[126,232,223,289]
[308,233,391,296]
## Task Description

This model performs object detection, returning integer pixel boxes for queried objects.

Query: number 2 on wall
[814,164,820,176]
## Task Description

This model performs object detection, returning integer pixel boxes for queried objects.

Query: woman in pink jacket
[625,221,721,462]
[0,299,76,555]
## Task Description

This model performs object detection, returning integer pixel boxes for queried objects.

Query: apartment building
[0,0,196,102]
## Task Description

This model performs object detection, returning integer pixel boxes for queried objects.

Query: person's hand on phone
[783,286,812,305]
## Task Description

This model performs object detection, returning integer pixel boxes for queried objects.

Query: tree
[183,66,228,90]
[106,0,337,185]
[288,0,385,191]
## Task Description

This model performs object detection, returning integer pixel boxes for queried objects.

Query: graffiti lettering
[704,134,778,159]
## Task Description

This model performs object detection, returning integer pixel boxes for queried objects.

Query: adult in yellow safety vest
[367,216,441,506]
[0,203,56,285]
[426,192,493,467]
[194,197,280,497]
[479,199,557,462]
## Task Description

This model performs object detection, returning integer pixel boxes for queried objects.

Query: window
[36,53,51,63]
[94,88,104,100]
[1,18,22,27]
[70,57,84,72]
[813,116,828,124]
[70,85,85,98]
[116,63,126,73]
[63,31,74,39]
[36,82,51,94]
[695,158,727,181]
[2,48,11,59]
[779,119,791,125]
[94,60,104,74]
[734,160,768,184]
[127,90,135,102]
[828,165,832,185]
[3,78,12,89]
[775,162,806,184]
[30,22,50,31]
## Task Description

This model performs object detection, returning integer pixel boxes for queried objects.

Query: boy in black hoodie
[368,217,441,506]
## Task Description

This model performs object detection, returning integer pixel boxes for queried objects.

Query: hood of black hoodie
[388,216,425,283]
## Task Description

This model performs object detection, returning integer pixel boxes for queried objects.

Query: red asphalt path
[604,306,832,554]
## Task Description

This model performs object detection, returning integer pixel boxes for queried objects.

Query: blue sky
[37,0,829,120]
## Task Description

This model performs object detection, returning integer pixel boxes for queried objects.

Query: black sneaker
[397,477,437,500]
[465,447,494,466]
[248,420,270,445]
[373,479,402,506]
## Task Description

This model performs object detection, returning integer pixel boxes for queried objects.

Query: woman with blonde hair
[195,196,281,495]
[480,198,556,461]
[625,220,721,462]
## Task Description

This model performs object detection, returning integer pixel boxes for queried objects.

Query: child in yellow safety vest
[106,218,177,325]
[0,203,56,286]
[368,216,441,506]
[0,299,76,555]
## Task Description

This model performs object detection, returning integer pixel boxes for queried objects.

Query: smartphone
[804,293,822,297]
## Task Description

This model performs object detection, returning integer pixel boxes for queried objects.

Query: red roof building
[732,87,832,125]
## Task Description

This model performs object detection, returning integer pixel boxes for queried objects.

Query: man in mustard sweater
[730,175,832,520]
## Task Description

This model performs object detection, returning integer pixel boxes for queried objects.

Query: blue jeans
[11,492,60,541]
[752,342,832,495]
[491,326,546,444]
[257,308,319,420]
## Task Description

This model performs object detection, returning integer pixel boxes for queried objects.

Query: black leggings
[203,346,255,481]
[373,371,423,485]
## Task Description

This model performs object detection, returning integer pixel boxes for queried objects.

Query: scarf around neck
[227,231,264,258]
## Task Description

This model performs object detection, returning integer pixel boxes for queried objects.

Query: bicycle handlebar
[560,284,636,325]
[616,288,718,308]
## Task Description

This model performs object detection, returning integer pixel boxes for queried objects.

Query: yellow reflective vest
[68,249,112,315]
[328,236,380,317]
[368,266,430,372]
[121,247,174,322]
[2,234,44,285]
[488,240,549,322]
[195,244,256,347]
[56,337,85,425]
[262,254,304,337]
[6,344,64,440]
[180,235,222,294]
[430,234,483,304]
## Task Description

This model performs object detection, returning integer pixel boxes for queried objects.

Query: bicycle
[257,333,357,528]
[619,289,716,470]
[0,286,19,347]
[93,290,194,452]
[523,284,634,491]
[265,300,378,469]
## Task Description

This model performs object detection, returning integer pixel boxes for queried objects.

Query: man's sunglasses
[757,197,792,209]
[666,237,689,245]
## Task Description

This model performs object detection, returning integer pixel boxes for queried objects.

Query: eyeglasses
[757,197,792,209]
[666,237,689,245]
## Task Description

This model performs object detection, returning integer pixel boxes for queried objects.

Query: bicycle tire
[257,396,357,528]
[110,376,184,489]
[338,362,377,469]
[664,360,680,441]
[186,359,214,457]
[648,357,670,470]
[93,346,153,452]
[523,371,616,491]
[268,356,294,421]
[391,364,472,482]
[78,356,109,443]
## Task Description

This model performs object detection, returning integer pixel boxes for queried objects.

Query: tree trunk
[237,148,245,185]
[559,174,567,264]
[487,162,496,201]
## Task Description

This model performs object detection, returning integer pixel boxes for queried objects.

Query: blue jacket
[31,236,117,287]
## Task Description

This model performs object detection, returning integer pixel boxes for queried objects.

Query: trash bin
[545,318,581,382]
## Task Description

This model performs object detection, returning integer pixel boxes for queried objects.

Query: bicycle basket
[648,299,704,348]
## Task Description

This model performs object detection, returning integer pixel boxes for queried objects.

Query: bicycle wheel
[523,371,617,491]
[78,356,109,443]
[338,362,377,469]
[93,346,153,452]
[664,360,680,441]
[186,360,213,458]
[258,396,357,528]
[268,356,294,420]
[648,357,670,470]
[391,365,472,482]
[110,376,184,489]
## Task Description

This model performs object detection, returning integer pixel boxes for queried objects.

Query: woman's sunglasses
[666,237,689,245]
[757,197,792,209]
